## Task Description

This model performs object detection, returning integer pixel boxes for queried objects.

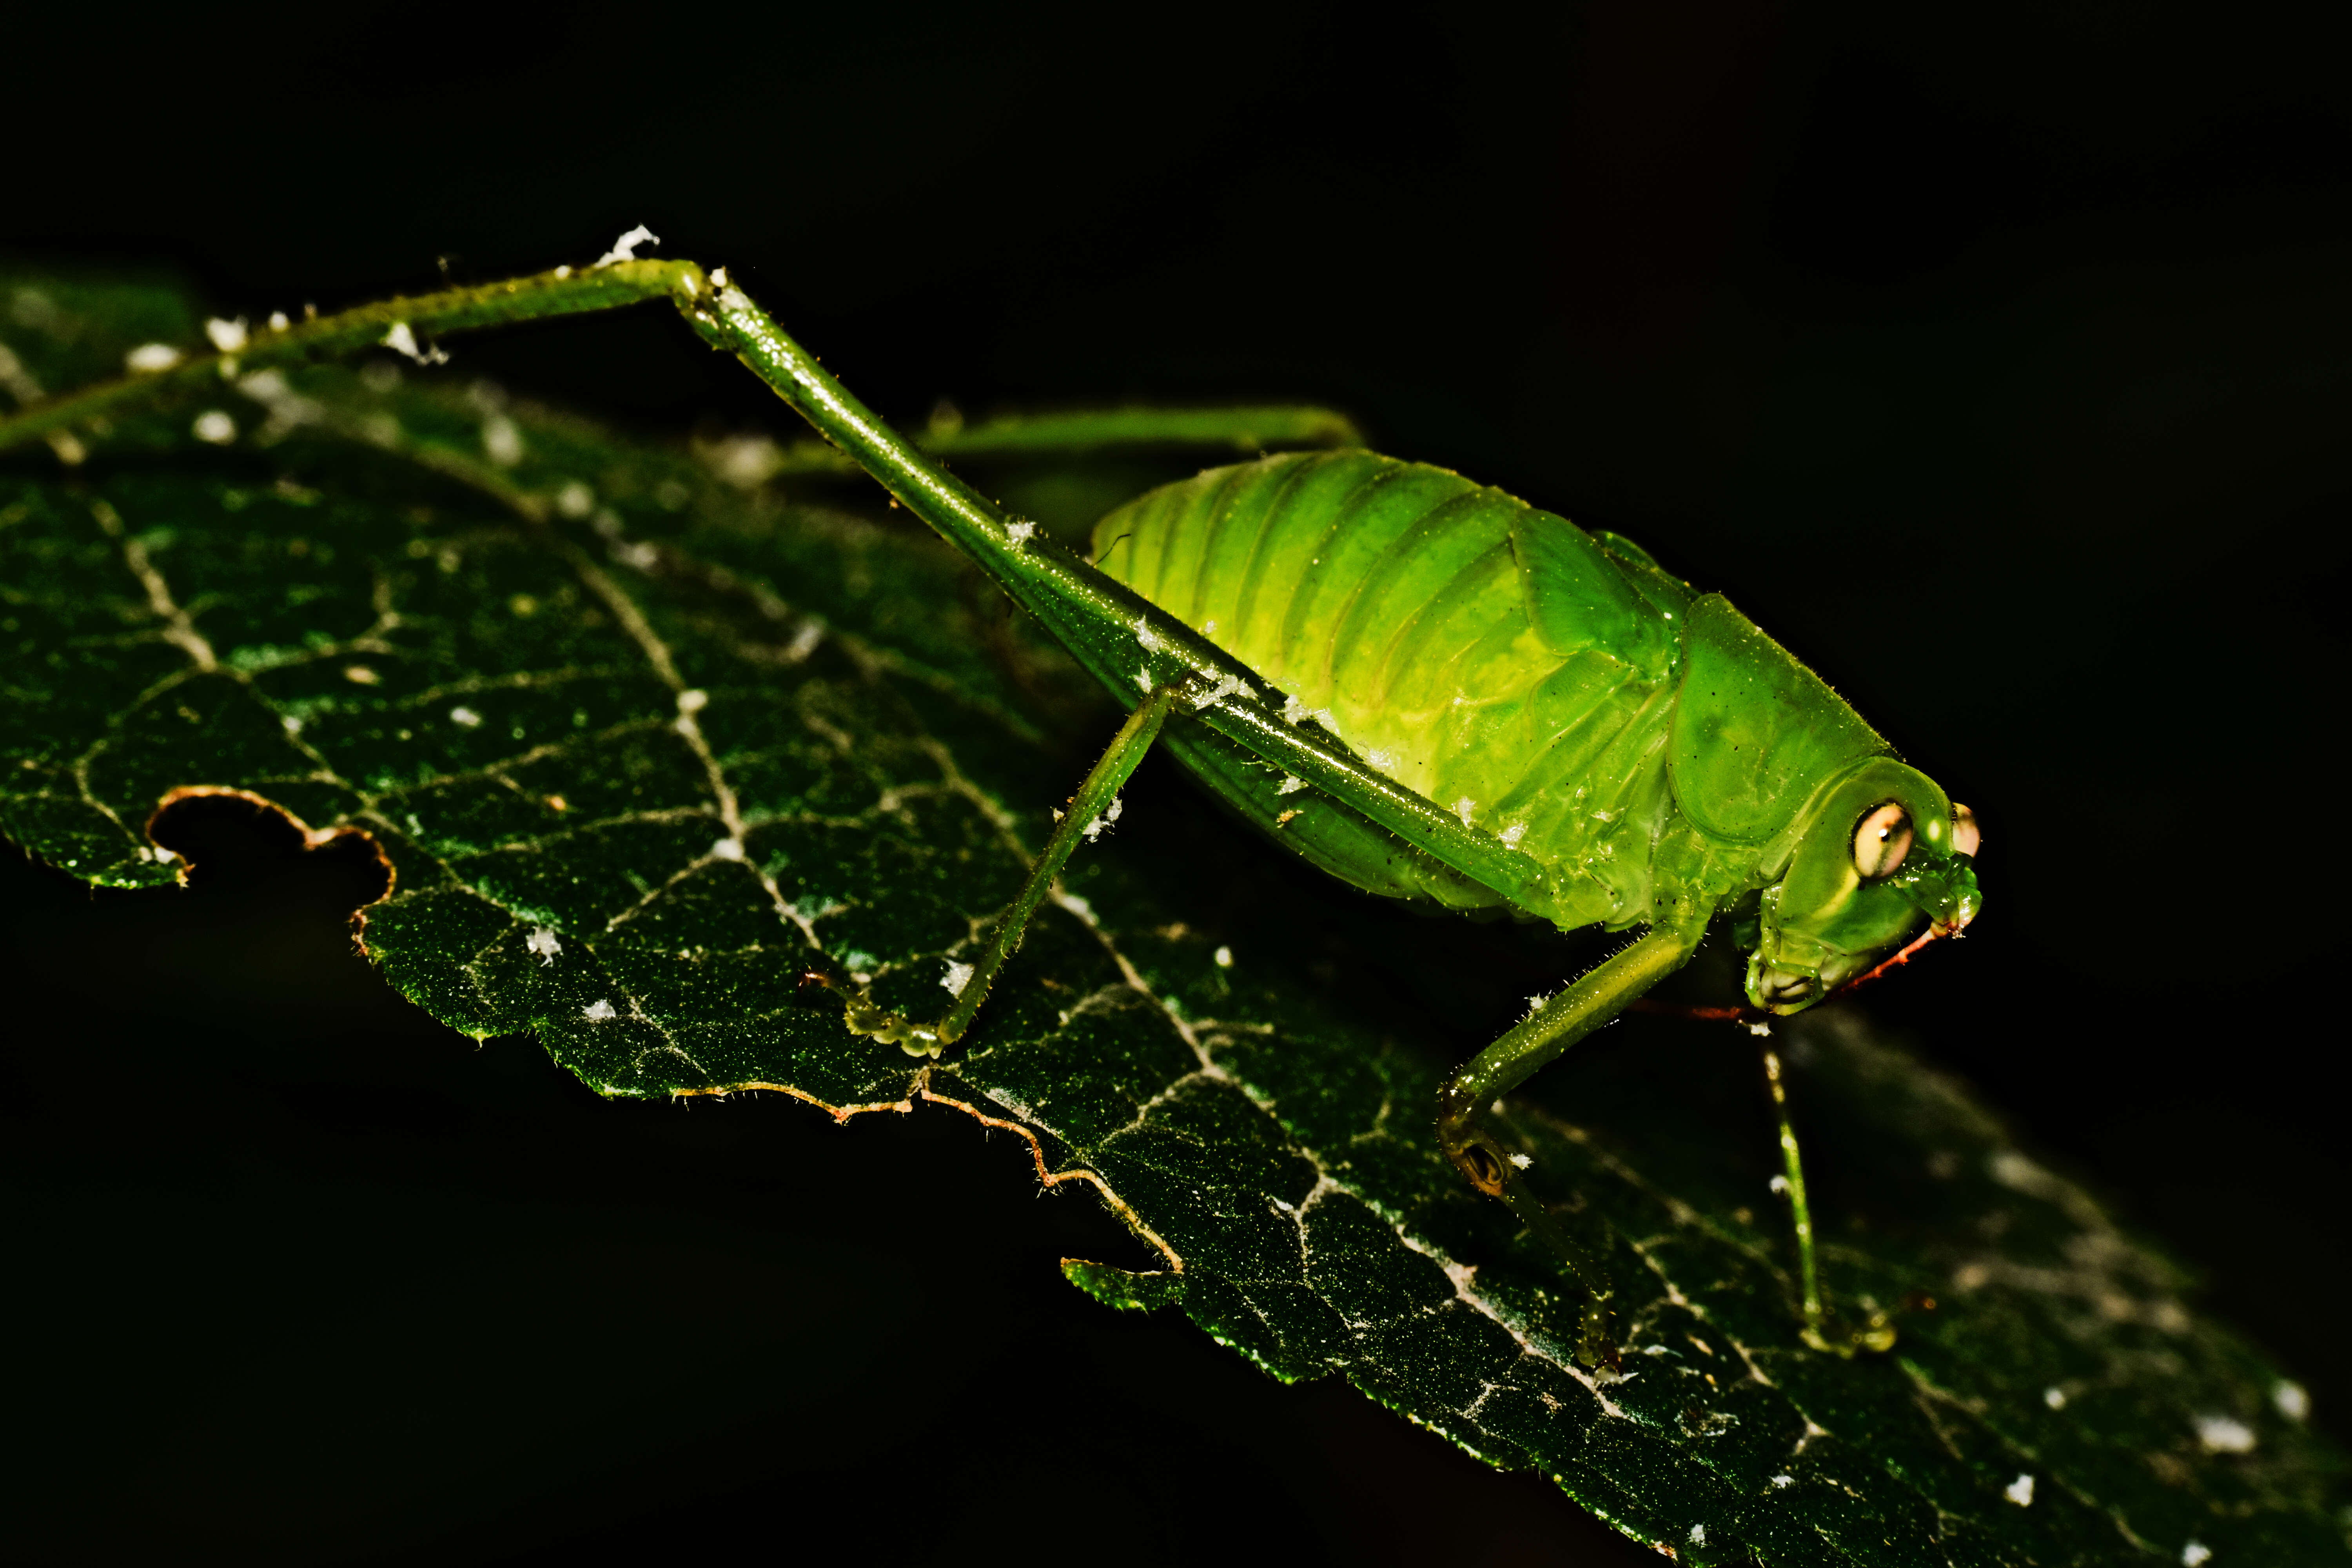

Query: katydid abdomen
[1097,450,1782,937]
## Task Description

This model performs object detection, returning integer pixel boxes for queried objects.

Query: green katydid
[0,240,1983,1368]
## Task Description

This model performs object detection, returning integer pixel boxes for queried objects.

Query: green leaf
[5,271,2347,1565]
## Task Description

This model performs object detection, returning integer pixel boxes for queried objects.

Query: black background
[6,4,2348,1563]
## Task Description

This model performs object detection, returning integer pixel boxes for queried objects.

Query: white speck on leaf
[343,665,378,685]
[191,410,236,444]
[1365,748,1397,771]
[1136,668,1153,694]
[481,414,523,466]
[1769,1174,1789,1194]
[1276,775,1306,795]
[279,715,301,735]
[1214,946,1233,969]
[1746,1020,1773,1036]
[1769,1474,1793,1489]
[1133,618,1167,653]
[125,342,182,373]
[2044,1386,2067,1410]
[2181,1544,2211,1567]
[204,317,247,354]
[677,688,709,715]
[1499,822,1528,847]
[526,927,561,965]
[1454,797,1475,827]
[2274,1381,2310,1421]
[1508,1152,1533,1170]
[1053,892,1096,926]
[1004,519,1036,544]
[594,224,661,266]
[555,481,595,517]
[2005,1474,2034,1507]
[710,837,744,862]
[448,706,482,728]
[380,321,448,365]
[2194,1415,2256,1454]
[1688,1524,1705,1546]
[267,310,289,332]
[583,998,617,1022]
[941,960,975,997]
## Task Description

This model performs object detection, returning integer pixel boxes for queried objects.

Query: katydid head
[1744,758,1982,1014]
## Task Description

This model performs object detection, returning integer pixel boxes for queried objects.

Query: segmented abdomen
[1094,450,1686,927]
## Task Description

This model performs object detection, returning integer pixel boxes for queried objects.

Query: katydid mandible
[0,241,1984,1368]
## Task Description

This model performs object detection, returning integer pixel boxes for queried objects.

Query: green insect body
[0,253,1985,1366]
[1093,450,1980,1014]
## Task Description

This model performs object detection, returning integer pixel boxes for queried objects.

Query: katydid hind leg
[844,679,1191,1055]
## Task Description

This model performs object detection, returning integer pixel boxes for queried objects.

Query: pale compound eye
[1951,802,1981,858]
[1853,801,1913,879]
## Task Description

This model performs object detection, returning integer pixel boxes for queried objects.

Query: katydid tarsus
[0,238,1984,1368]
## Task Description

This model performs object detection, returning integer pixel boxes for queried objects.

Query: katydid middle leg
[846,676,1195,1056]
[1435,913,1709,1368]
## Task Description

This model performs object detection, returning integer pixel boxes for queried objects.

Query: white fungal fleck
[379,321,448,365]
[594,224,662,266]
[1366,747,1397,771]
[710,267,730,289]
[2194,1415,2256,1454]
[1746,1020,1773,1037]
[280,715,302,735]
[1136,668,1153,694]
[1276,775,1306,795]
[481,413,524,466]
[2004,1474,2034,1507]
[1212,946,1234,969]
[1769,1474,1794,1489]
[1082,795,1125,842]
[1499,822,1528,847]
[1280,691,1308,726]
[2274,1381,2310,1421]
[204,317,248,354]
[1201,619,1218,635]
[2181,1543,2211,1567]
[267,311,290,332]
[526,927,561,964]
[191,410,236,445]
[343,665,379,685]
[677,688,710,715]
[1688,1524,1706,1546]
[583,998,617,1022]
[784,621,825,662]
[555,481,595,517]
[941,959,976,997]
[553,264,572,280]
[1004,519,1036,544]
[710,837,744,862]
[1454,797,1476,827]
[2044,1386,2067,1410]
[448,706,483,728]
[1508,1152,1533,1170]
[125,342,183,373]
[1133,618,1167,653]
[1053,891,1096,925]
[1769,1174,1789,1194]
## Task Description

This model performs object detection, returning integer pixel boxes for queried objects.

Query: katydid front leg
[1436,912,1710,1368]
[846,677,1196,1056]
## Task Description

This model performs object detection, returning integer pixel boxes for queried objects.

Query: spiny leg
[1437,915,1708,1368]
[847,677,1194,1055]
[1761,1045,1895,1355]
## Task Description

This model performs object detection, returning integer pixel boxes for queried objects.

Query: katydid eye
[1951,803,1981,858]
[1853,802,1913,878]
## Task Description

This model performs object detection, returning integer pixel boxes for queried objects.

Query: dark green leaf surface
[4,273,2346,1565]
